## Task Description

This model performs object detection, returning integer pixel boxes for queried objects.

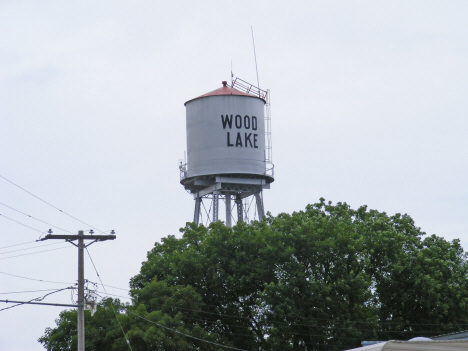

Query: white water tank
[183,81,272,182]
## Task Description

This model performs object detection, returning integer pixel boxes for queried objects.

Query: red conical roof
[185,81,264,105]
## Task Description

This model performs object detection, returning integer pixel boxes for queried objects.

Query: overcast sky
[1,1,468,350]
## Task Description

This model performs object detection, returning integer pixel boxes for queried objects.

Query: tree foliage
[39,199,468,350]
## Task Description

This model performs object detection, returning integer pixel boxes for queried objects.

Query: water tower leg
[225,193,232,227]
[194,196,201,225]
[236,194,243,223]
[213,191,219,222]
[254,191,265,221]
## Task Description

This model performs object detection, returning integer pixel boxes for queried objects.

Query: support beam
[254,191,265,220]
[193,179,213,186]
[215,177,266,185]
[225,193,232,227]
[194,183,222,198]
[187,179,270,226]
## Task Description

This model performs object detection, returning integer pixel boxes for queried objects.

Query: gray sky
[1,1,467,350]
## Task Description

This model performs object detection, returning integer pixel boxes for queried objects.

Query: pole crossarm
[0,300,78,308]
[39,234,116,241]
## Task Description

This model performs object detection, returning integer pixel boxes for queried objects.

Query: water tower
[179,77,274,226]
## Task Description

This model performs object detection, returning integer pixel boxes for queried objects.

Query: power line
[129,311,248,351]
[85,287,467,331]
[0,245,72,260]
[124,301,467,344]
[128,289,468,329]
[128,300,454,335]
[75,276,468,331]
[1,270,451,341]
[96,291,131,300]
[0,270,406,334]
[0,241,64,255]
[83,291,451,347]
[2,267,458,335]
[0,271,74,285]
[87,297,373,347]
[0,286,73,312]
[99,284,129,292]
[125,280,468,330]
[0,213,44,233]
[0,288,63,295]
[0,270,127,293]
[0,173,103,233]
[85,248,133,351]
[0,201,75,234]
[127,309,379,343]
[0,240,38,250]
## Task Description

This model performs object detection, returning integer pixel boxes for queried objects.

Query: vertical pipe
[213,191,219,222]
[77,230,85,351]
[194,196,201,225]
[225,193,232,227]
[255,191,265,221]
[236,195,243,223]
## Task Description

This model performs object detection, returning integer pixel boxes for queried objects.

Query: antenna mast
[251,26,260,94]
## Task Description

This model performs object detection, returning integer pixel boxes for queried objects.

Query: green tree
[261,202,378,351]
[373,233,468,339]
[124,280,233,351]
[130,220,282,350]
[39,199,468,351]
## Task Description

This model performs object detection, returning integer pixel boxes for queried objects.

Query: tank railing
[180,159,274,180]
[179,161,187,180]
[264,88,273,164]
[265,162,274,178]
[232,77,268,100]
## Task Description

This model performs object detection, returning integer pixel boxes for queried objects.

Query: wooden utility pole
[39,230,116,351]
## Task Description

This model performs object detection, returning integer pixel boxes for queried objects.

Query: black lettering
[245,133,253,147]
[253,134,258,148]
[244,115,250,129]
[227,132,234,147]
[221,115,233,129]
[236,132,243,147]
[235,115,242,129]
[252,116,257,130]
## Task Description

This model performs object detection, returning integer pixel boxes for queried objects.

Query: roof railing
[231,77,268,100]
